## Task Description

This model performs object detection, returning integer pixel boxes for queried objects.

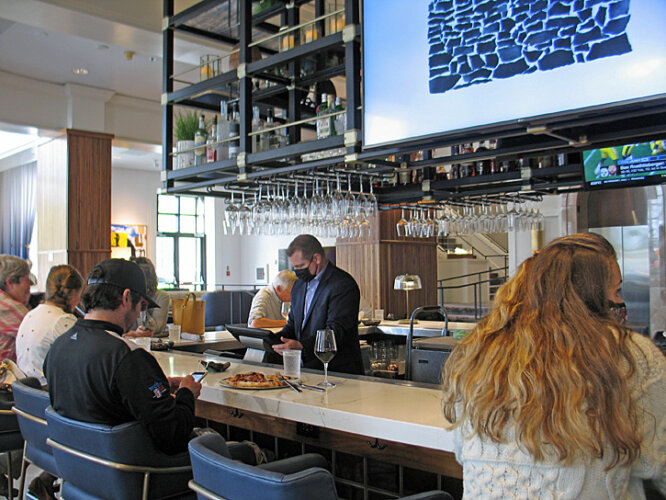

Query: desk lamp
[394,274,422,324]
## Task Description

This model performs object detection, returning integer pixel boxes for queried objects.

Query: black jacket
[44,319,195,454]
[280,263,363,375]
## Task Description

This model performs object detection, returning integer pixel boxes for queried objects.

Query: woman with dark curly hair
[442,233,665,499]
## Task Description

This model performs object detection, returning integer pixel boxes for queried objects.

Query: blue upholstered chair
[45,407,194,500]
[188,433,335,500]
[0,391,22,500]
[202,291,232,329]
[203,290,257,329]
[11,377,58,499]
[188,433,454,500]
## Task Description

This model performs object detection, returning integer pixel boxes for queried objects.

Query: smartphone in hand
[192,371,207,383]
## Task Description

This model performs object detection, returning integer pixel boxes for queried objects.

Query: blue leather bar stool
[11,377,59,499]
[0,391,23,500]
[45,407,194,500]
[188,433,454,500]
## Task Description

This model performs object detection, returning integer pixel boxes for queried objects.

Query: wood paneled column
[66,129,113,277]
[336,210,437,319]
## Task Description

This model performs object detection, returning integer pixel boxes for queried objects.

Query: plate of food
[219,371,290,390]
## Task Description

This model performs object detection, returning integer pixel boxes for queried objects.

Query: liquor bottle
[278,110,289,148]
[260,109,280,151]
[194,114,207,166]
[251,106,262,153]
[228,104,239,159]
[333,97,345,136]
[316,93,330,139]
[327,95,336,136]
[218,101,230,161]
[206,116,218,163]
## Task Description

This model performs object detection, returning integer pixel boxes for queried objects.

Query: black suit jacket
[280,262,363,375]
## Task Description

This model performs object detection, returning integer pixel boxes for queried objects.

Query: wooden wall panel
[36,135,68,287]
[335,241,381,314]
[67,129,113,278]
[380,241,437,319]
[335,210,437,319]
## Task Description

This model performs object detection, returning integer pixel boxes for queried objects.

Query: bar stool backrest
[45,406,192,500]
[11,378,57,476]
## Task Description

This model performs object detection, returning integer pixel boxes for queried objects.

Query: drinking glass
[396,208,408,237]
[315,328,337,388]
[281,302,290,320]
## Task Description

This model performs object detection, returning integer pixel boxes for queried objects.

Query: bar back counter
[155,350,462,499]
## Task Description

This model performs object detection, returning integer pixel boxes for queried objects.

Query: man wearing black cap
[44,258,201,455]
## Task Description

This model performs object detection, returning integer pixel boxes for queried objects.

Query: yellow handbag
[172,293,206,335]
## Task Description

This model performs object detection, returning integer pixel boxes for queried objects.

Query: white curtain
[0,162,37,259]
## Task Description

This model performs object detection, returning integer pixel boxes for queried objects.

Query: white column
[507,229,532,278]
[64,83,114,133]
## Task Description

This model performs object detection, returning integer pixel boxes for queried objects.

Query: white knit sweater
[453,333,666,499]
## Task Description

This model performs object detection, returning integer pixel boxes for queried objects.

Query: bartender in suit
[273,235,363,375]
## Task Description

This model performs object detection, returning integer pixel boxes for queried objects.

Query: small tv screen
[583,139,666,189]
[362,0,666,148]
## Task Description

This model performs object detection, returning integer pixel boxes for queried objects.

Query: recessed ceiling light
[72,68,89,75]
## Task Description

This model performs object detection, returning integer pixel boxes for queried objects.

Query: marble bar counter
[154,350,461,478]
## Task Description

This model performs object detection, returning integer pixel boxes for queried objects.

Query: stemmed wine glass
[315,328,337,388]
[396,208,408,237]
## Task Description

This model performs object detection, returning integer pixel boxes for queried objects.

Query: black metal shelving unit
[162,0,666,206]
[162,0,361,193]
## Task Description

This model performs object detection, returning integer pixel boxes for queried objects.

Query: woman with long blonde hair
[442,233,665,499]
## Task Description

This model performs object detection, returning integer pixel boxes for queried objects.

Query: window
[156,194,206,290]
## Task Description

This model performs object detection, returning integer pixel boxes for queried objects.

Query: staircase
[437,233,508,318]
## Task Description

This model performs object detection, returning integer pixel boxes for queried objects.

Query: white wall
[206,202,335,288]
[111,167,161,263]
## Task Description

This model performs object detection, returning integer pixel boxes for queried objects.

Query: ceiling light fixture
[72,68,89,75]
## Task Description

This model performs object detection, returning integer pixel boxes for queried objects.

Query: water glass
[168,324,181,342]
[282,350,302,381]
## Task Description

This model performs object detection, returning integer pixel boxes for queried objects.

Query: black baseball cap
[87,258,160,309]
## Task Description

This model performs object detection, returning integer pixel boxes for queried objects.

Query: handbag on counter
[172,293,206,335]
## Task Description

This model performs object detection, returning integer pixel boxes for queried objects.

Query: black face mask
[294,259,315,283]
[608,300,628,324]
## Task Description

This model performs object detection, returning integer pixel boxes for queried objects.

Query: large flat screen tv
[362,0,666,148]
[583,139,666,189]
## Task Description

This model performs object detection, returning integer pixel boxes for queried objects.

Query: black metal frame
[162,0,666,206]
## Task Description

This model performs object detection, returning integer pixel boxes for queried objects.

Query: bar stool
[188,433,454,500]
[0,391,23,500]
[11,378,59,499]
[45,407,194,499]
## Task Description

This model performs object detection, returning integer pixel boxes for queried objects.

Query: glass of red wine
[315,328,337,388]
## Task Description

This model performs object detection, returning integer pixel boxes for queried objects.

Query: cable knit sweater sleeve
[626,333,666,497]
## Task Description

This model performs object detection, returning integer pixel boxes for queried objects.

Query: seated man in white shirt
[247,270,296,329]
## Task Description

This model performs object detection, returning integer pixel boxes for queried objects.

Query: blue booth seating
[188,433,454,500]
[11,377,58,499]
[45,406,194,500]
[202,290,256,329]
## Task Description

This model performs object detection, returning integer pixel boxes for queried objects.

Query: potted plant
[174,110,199,169]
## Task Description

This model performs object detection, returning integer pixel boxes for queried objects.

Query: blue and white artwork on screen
[362,0,666,148]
